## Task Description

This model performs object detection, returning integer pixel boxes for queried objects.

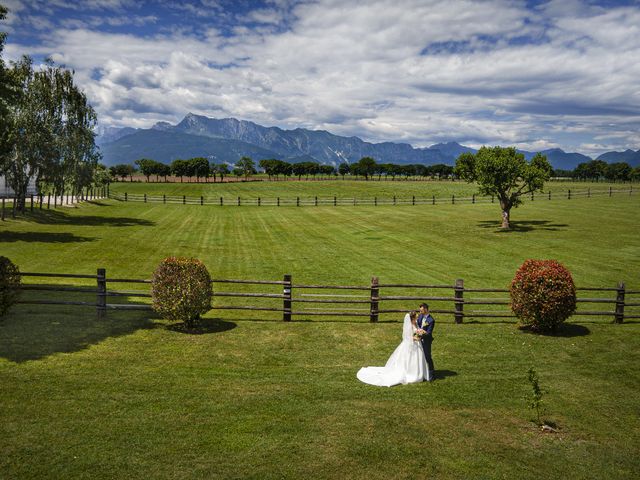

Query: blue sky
[2,0,639,156]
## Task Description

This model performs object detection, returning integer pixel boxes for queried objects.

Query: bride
[357,311,429,387]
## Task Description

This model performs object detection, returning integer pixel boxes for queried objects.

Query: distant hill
[597,149,640,167]
[97,113,637,169]
[99,129,281,165]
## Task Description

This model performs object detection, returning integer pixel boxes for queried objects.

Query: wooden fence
[107,186,636,207]
[1,186,109,220]
[15,271,640,323]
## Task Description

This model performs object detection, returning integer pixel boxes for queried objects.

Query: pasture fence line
[15,270,639,324]
[106,186,636,208]
[1,186,109,221]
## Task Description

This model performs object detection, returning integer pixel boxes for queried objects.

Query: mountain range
[97,113,640,170]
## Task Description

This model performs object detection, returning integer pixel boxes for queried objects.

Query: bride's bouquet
[413,328,426,341]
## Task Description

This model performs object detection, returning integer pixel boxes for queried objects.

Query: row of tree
[110,155,457,182]
[0,4,100,211]
[563,160,640,181]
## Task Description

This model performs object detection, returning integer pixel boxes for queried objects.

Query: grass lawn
[107,178,630,202]
[1,310,639,479]
[1,184,639,478]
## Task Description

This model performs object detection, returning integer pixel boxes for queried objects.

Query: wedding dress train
[357,313,429,387]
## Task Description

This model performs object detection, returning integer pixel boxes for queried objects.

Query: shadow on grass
[519,323,591,337]
[434,369,457,381]
[166,318,237,335]
[0,305,155,363]
[477,220,569,232]
[8,209,155,227]
[0,231,94,243]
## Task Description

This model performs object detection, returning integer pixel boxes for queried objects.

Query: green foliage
[575,160,607,180]
[151,257,212,328]
[455,147,552,228]
[0,256,21,317]
[526,367,546,425]
[109,163,136,181]
[170,159,189,180]
[0,55,100,209]
[354,156,376,180]
[236,156,256,179]
[511,259,577,332]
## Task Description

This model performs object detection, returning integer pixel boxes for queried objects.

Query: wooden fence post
[184,195,187,205]
[432,195,436,205]
[277,197,280,207]
[125,192,128,202]
[615,282,625,324]
[548,191,551,200]
[454,278,464,324]
[412,195,415,206]
[144,193,147,203]
[370,276,379,323]
[220,197,223,206]
[97,268,107,317]
[258,197,261,206]
[568,189,571,200]
[472,194,475,204]
[452,194,455,204]
[393,195,396,205]
[609,186,612,197]
[334,195,337,206]
[296,196,300,207]
[163,194,166,204]
[201,196,204,206]
[283,274,292,322]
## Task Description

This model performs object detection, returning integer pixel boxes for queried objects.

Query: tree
[190,157,210,182]
[214,163,229,181]
[338,162,350,179]
[631,166,640,182]
[135,158,157,182]
[575,159,606,181]
[292,162,307,180]
[109,164,135,181]
[356,156,376,180]
[455,147,552,229]
[259,158,280,180]
[157,163,171,181]
[171,159,188,182]
[235,156,255,179]
[92,163,111,187]
[1,56,100,210]
[604,162,631,182]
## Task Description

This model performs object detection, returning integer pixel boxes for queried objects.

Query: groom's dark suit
[418,313,435,381]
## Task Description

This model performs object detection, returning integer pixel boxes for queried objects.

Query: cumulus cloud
[3,0,639,156]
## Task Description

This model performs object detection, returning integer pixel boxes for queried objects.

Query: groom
[417,303,435,381]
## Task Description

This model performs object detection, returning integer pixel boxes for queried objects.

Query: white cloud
[4,0,639,155]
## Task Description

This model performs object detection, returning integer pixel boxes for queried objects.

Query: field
[1,180,639,479]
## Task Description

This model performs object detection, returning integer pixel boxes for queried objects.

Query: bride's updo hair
[409,310,418,323]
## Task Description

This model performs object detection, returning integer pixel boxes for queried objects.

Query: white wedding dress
[357,313,429,387]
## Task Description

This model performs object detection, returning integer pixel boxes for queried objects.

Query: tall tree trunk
[501,209,510,229]
[499,198,511,229]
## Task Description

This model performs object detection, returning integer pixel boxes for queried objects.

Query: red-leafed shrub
[510,259,576,332]
[151,257,212,328]
[0,256,21,317]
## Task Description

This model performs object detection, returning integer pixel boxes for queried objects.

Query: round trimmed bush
[151,257,212,328]
[510,259,576,332]
[0,256,21,317]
